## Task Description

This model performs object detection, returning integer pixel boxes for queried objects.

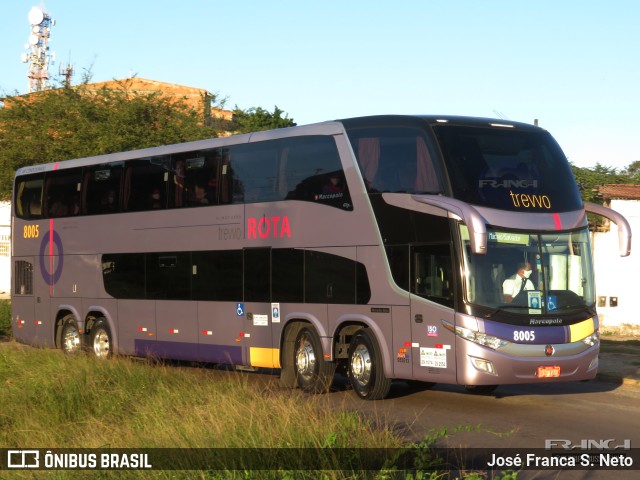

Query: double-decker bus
[11,115,631,400]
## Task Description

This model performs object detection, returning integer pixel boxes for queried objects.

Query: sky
[1,0,639,169]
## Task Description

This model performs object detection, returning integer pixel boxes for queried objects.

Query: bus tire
[348,329,391,400]
[294,327,335,393]
[89,318,113,360]
[60,315,82,354]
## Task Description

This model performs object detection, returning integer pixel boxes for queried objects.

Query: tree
[229,106,296,134]
[622,160,640,183]
[570,162,627,204]
[0,78,224,199]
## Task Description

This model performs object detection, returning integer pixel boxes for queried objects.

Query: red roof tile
[598,184,640,200]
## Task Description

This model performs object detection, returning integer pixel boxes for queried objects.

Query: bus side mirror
[584,202,632,257]
[413,195,487,254]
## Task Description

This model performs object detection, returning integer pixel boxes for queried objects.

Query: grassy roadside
[0,343,515,479]
[0,299,10,339]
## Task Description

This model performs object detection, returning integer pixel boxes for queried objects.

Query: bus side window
[412,244,453,308]
[44,168,82,218]
[180,149,220,207]
[15,176,44,220]
[280,136,352,210]
[228,142,279,203]
[124,156,169,212]
[83,163,123,215]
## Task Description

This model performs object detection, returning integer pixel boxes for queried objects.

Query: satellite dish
[28,6,44,26]
[28,34,39,46]
[32,25,40,33]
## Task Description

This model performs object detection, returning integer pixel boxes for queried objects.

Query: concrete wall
[592,199,640,328]
[0,202,11,296]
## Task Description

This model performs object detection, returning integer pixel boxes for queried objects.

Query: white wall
[592,199,640,327]
[0,201,11,295]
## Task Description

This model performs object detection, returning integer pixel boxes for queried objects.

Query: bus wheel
[90,318,112,360]
[465,385,498,394]
[348,329,391,400]
[294,327,335,393]
[60,315,82,354]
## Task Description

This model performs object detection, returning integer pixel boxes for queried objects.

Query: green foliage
[0,300,10,339]
[570,162,629,204]
[0,78,223,199]
[230,105,296,133]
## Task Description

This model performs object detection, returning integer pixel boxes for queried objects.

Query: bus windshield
[460,225,595,315]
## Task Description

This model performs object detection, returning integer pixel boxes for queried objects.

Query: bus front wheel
[348,329,391,400]
[294,327,335,393]
[60,315,82,354]
[90,318,112,360]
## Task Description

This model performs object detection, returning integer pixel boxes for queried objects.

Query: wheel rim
[350,343,372,388]
[93,329,110,359]
[295,334,316,381]
[63,325,80,353]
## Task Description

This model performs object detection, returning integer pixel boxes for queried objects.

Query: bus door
[243,248,278,368]
[410,244,457,384]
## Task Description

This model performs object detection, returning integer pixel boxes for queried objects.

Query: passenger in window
[150,188,162,209]
[192,183,209,205]
[49,198,69,217]
[70,194,81,215]
[323,174,344,195]
[101,189,118,213]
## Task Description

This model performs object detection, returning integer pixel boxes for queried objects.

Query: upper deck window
[433,125,583,213]
[346,126,443,194]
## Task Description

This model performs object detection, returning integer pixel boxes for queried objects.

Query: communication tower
[21,5,56,93]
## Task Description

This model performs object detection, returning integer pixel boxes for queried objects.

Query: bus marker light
[169,329,179,334]
[34,321,42,325]
[18,320,25,325]
[435,344,443,349]
[404,342,412,347]
[202,330,213,336]
[138,327,148,332]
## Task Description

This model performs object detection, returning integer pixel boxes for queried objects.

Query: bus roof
[14,115,542,177]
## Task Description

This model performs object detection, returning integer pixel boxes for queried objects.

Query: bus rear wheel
[294,327,335,393]
[90,318,112,360]
[60,315,82,354]
[348,329,391,400]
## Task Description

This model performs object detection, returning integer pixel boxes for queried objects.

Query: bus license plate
[538,366,561,378]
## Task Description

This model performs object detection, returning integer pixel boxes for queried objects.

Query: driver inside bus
[502,262,534,303]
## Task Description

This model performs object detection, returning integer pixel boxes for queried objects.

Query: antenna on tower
[22,4,56,93]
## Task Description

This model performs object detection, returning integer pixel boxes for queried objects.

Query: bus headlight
[443,321,509,350]
[582,331,599,347]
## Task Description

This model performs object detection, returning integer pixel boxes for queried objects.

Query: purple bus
[11,115,631,399]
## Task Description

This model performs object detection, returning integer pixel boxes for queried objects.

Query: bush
[0,300,11,339]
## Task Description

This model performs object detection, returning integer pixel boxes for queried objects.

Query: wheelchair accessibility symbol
[236,303,245,316]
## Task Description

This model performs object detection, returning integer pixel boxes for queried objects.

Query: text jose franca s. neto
[487,453,634,468]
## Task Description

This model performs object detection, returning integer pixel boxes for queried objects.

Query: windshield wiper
[484,304,529,318]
